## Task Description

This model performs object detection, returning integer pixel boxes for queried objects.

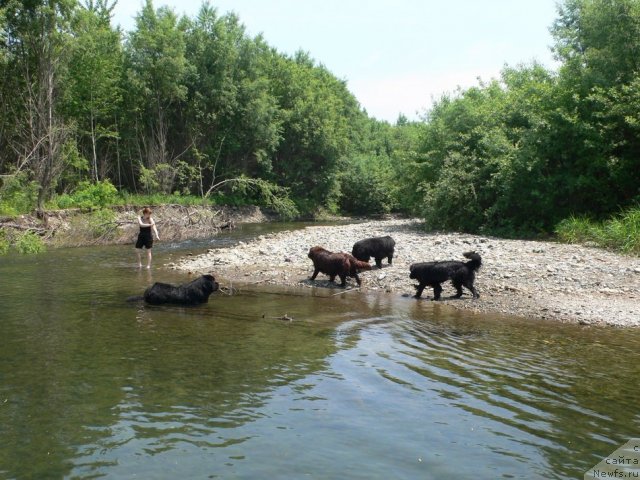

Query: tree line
[1,0,639,238]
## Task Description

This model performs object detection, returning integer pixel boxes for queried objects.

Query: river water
[1,223,639,479]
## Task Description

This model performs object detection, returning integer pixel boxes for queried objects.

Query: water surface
[1,224,639,479]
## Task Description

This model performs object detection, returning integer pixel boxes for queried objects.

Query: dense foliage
[1,0,639,242]
[399,0,640,236]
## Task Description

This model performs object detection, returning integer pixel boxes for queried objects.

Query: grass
[555,206,640,255]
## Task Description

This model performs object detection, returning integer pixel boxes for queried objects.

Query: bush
[87,209,117,238]
[338,156,396,215]
[0,172,39,215]
[211,176,299,219]
[15,231,45,254]
[51,180,118,209]
[0,230,10,254]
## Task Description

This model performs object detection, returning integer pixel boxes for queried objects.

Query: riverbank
[0,205,268,248]
[172,218,640,327]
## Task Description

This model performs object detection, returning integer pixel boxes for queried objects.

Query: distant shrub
[338,156,396,215]
[0,172,39,215]
[212,177,299,219]
[0,230,10,254]
[51,180,118,209]
[87,209,117,238]
[15,231,45,254]
[555,207,640,255]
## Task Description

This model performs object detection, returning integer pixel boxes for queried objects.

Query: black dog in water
[129,274,219,305]
[409,252,482,300]
[351,235,395,268]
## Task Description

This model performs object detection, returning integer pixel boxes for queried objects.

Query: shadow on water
[1,224,639,479]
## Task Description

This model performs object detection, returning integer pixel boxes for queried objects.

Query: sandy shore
[170,218,640,327]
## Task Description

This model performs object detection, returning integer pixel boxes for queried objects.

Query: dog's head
[308,246,328,259]
[462,251,482,270]
[409,263,417,279]
[202,274,219,293]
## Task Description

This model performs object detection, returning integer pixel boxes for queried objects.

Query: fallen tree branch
[262,313,294,322]
[331,287,361,296]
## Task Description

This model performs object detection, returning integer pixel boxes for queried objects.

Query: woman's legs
[146,248,152,268]
[135,248,143,268]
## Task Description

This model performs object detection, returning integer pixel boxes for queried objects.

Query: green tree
[551,0,640,213]
[183,5,281,197]
[124,0,190,193]
[1,0,77,208]
[63,0,123,184]
[552,0,640,89]
[268,51,363,212]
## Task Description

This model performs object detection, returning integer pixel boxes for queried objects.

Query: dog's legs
[462,272,479,298]
[311,268,319,280]
[414,282,427,298]
[339,274,347,287]
[433,283,443,300]
[452,281,463,298]
[375,257,383,269]
[388,253,393,265]
[329,274,336,283]
[353,272,362,286]
[464,280,479,298]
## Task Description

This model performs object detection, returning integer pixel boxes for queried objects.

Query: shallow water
[1,223,639,479]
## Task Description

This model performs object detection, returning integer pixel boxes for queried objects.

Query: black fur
[351,235,395,268]
[409,251,481,300]
[129,274,219,305]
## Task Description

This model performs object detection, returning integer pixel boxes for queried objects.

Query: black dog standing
[352,235,395,268]
[409,251,482,300]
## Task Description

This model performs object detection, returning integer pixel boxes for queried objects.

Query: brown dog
[308,246,372,287]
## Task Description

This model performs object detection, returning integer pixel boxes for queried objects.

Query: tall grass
[555,206,640,255]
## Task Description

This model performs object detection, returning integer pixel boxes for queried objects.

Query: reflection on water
[1,225,639,479]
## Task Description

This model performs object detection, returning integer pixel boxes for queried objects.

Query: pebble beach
[171,218,640,327]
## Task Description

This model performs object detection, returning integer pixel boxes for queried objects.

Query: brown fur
[308,246,372,287]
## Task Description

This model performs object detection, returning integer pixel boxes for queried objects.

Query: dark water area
[1,223,639,479]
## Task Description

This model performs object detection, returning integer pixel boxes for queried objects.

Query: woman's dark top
[135,217,154,249]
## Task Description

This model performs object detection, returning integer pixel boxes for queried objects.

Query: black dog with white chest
[351,235,395,268]
[129,274,219,305]
[409,252,481,300]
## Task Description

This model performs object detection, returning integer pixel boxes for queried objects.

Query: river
[1,223,639,479]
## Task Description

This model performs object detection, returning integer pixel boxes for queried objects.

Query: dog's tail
[463,251,482,271]
[353,258,372,271]
[344,253,372,271]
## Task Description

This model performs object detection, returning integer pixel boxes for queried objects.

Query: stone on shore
[171,218,640,327]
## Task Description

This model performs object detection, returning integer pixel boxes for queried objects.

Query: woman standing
[135,207,160,268]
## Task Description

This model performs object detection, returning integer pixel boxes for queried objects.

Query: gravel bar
[170,218,640,327]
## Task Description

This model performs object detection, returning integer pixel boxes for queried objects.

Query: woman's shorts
[136,235,153,249]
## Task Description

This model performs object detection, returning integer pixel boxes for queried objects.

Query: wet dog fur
[308,246,372,287]
[351,235,395,268]
[409,251,481,300]
[129,274,219,305]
